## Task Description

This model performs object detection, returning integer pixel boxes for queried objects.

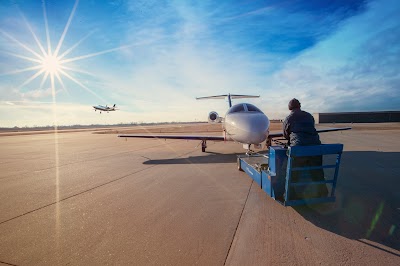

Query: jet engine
[208,111,222,123]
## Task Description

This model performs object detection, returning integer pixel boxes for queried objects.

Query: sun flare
[0,0,128,103]
[41,54,61,74]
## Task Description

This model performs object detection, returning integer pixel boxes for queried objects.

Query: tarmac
[0,123,399,265]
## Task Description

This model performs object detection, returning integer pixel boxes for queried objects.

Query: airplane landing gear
[201,140,207,152]
[245,144,255,156]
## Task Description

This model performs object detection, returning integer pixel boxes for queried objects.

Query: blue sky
[0,0,399,127]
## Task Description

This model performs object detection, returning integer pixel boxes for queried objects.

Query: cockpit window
[245,104,262,112]
[227,104,245,114]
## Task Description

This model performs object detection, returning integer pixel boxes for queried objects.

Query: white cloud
[259,0,400,116]
[18,87,54,100]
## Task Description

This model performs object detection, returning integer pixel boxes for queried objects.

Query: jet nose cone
[248,114,269,132]
[246,114,270,143]
[225,113,270,144]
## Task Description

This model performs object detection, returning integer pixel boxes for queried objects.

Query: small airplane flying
[118,94,351,153]
[93,104,118,114]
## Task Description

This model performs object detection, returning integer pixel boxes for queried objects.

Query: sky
[0,0,399,127]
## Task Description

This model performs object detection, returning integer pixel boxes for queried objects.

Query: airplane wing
[268,127,352,139]
[118,127,351,141]
[118,134,225,141]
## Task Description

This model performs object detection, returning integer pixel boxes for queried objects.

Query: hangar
[313,111,400,123]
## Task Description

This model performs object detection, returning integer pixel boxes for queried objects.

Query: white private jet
[118,94,351,153]
[93,104,118,114]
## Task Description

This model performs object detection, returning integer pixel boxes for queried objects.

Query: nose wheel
[241,144,255,156]
[246,147,256,156]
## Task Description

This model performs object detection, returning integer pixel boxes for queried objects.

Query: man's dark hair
[288,98,301,110]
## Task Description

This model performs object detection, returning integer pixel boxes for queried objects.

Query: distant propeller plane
[93,104,118,114]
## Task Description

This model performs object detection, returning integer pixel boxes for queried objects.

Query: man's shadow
[294,151,400,254]
[141,150,400,253]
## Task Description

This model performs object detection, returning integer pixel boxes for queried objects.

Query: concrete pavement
[0,124,399,265]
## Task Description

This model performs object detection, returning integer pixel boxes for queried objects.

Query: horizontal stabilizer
[196,94,259,100]
[196,93,260,107]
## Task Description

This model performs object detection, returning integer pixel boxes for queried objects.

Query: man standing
[282,98,327,199]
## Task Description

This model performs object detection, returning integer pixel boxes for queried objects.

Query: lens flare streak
[366,201,384,238]
[0,0,133,252]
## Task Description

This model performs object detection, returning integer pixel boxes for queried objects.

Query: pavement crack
[0,146,199,226]
[0,164,159,225]
[0,140,183,180]
[0,260,18,266]
[224,180,253,265]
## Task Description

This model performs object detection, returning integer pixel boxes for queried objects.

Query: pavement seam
[0,146,200,226]
[0,140,184,180]
[0,260,18,266]
[224,179,254,265]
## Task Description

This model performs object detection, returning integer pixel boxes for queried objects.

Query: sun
[41,54,62,74]
[0,0,130,103]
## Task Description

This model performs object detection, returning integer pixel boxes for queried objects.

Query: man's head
[288,98,301,110]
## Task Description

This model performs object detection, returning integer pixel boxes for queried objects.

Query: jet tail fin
[196,94,259,107]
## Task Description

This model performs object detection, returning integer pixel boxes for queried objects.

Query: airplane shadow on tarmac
[142,152,243,165]
[294,151,400,255]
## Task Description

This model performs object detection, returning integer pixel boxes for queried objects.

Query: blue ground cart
[237,144,344,206]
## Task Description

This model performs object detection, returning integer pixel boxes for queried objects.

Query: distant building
[313,111,400,124]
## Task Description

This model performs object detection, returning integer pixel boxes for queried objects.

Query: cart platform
[237,144,344,206]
